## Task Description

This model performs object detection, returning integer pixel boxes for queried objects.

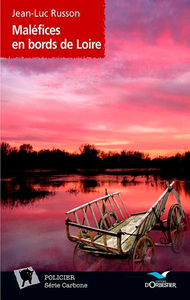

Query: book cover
[1,0,190,299]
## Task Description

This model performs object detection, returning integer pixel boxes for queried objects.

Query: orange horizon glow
[2,140,189,159]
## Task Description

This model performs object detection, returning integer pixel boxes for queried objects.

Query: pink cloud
[1,0,190,156]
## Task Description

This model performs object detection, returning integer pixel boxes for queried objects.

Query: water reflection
[1,175,190,208]
[1,178,54,208]
[72,245,132,272]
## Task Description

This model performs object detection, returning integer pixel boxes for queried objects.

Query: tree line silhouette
[1,142,190,177]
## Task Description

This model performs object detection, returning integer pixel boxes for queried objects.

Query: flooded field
[1,174,190,272]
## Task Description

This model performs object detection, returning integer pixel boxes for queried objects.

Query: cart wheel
[167,204,186,254]
[132,236,156,272]
[98,212,117,230]
[73,244,100,271]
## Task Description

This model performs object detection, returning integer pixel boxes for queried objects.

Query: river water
[1,174,190,272]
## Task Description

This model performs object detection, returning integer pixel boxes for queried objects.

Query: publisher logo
[147,270,171,279]
[145,269,177,289]
[14,266,40,289]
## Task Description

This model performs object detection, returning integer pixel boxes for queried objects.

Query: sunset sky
[1,0,190,157]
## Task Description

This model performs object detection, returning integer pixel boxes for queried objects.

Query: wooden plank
[103,234,107,246]
[74,212,80,224]
[89,204,99,228]
[89,230,94,244]
[102,199,114,226]
[112,195,125,219]
[118,193,129,217]
[82,208,90,226]
[156,199,161,216]
[107,197,119,221]
[96,202,104,221]
[78,228,82,239]
[137,216,147,236]
[131,211,147,216]
[121,234,137,253]
[148,210,156,229]
[137,210,155,236]
[161,194,168,212]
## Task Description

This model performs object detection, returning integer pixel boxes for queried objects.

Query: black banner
[1,271,190,299]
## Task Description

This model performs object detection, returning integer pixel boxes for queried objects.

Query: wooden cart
[65,181,187,271]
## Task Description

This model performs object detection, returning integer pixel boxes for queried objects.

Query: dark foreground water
[1,174,190,272]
